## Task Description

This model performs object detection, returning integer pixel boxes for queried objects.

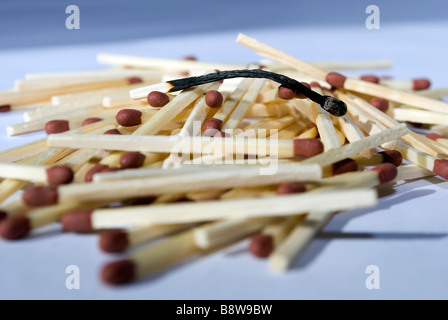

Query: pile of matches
[1,33,448,286]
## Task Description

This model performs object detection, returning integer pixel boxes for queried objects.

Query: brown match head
[45,120,70,134]
[203,118,223,136]
[278,86,295,100]
[370,163,398,184]
[99,230,129,253]
[326,72,347,88]
[293,138,324,158]
[183,55,197,61]
[0,210,7,221]
[369,97,389,112]
[360,75,380,84]
[85,164,109,182]
[103,128,121,135]
[205,90,224,108]
[101,259,136,285]
[127,77,143,85]
[82,117,103,126]
[116,109,142,127]
[22,186,58,207]
[433,159,448,180]
[426,133,443,141]
[276,182,306,195]
[130,196,157,205]
[120,152,146,169]
[147,91,170,108]
[0,105,11,112]
[249,234,274,258]
[380,150,403,167]
[296,82,311,99]
[61,210,94,232]
[413,78,431,90]
[309,82,321,89]
[46,165,74,185]
[332,158,358,176]
[0,216,31,240]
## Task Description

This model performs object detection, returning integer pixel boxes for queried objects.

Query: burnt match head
[322,96,347,117]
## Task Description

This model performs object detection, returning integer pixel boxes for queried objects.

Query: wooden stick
[194,218,272,249]
[236,33,448,114]
[47,163,322,204]
[300,124,408,167]
[212,78,253,123]
[392,108,448,125]
[89,189,377,228]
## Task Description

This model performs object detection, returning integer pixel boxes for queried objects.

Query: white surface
[1,22,448,299]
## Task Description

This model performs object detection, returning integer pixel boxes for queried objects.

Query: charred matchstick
[132,70,348,117]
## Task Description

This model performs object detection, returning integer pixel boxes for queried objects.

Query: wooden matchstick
[22,163,322,207]
[60,189,377,231]
[0,163,73,185]
[391,108,448,126]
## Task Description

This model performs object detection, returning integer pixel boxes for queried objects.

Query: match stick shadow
[291,188,437,269]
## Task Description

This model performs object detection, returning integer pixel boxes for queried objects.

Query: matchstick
[99,223,191,253]
[0,163,73,185]
[193,218,273,249]
[60,189,377,231]
[22,163,322,207]
[300,123,408,168]
[416,87,448,99]
[236,33,448,114]
[426,133,448,147]
[100,229,199,285]
[391,108,448,126]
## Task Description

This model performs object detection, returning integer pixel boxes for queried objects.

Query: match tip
[82,117,103,126]
[99,230,129,253]
[103,128,121,135]
[293,138,324,158]
[433,159,448,180]
[22,186,58,207]
[249,234,274,258]
[101,259,136,285]
[370,163,398,184]
[61,210,94,232]
[276,182,306,195]
[332,158,358,176]
[360,75,380,84]
[380,150,403,167]
[147,91,170,108]
[120,152,146,169]
[116,109,142,127]
[203,118,223,136]
[183,55,197,61]
[322,96,347,117]
[0,105,11,112]
[0,217,31,240]
[85,164,109,182]
[45,120,70,134]
[326,72,347,88]
[426,133,443,141]
[205,90,223,108]
[127,77,143,84]
[46,165,74,185]
[278,86,295,100]
[369,97,389,112]
[413,78,431,90]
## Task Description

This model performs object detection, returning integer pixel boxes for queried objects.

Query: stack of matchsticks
[1,33,447,286]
